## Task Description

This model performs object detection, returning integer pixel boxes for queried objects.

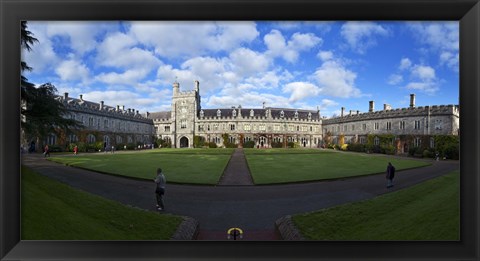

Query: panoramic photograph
[20,21,459,241]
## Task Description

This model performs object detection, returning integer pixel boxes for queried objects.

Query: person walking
[73,145,78,155]
[386,162,395,188]
[154,168,166,211]
[43,145,50,157]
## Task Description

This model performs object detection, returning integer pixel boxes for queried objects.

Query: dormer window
[232,109,237,117]
[308,112,312,120]
[217,109,222,117]
[200,110,204,118]
[250,110,254,117]
[280,110,284,118]
[294,110,299,119]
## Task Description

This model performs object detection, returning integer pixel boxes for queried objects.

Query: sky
[22,21,459,117]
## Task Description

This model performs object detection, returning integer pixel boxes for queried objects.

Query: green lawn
[245,149,431,184]
[292,170,460,240]
[21,166,183,240]
[49,149,233,185]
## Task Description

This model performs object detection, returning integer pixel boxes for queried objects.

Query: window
[414,137,422,147]
[297,126,300,131]
[435,119,443,130]
[343,125,347,132]
[288,125,294,131]
[400,121,406,130]
[414,120,421,130]
[198,125,204,131]
[213,124,218,131]
[273,125,280,131]
[386,122,392,130]
[69,134,78,143]
[259,124,266,131]
[362,124,367,131]
[89,117,94,127]
[207,125,210,131]
[374,136,380,146]
[352,125,355,131]
[45,134,57,145]
[230,124,236,131]
[229,136,236,144]
[360,136,366,144]
[87,134,96,144]
[430,137,435,148]
[180,120,187,129]
[244,124,251,131]
[164,126,170,132]
[302,126,308,132]
[374,122,379,130]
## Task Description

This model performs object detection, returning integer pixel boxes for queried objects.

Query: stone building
[36,80,459,154]
[322,94,460,153]
[151,81,323,148]
[40,92,154,150]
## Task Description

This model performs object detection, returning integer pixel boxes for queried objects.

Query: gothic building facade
[37,80,459,153]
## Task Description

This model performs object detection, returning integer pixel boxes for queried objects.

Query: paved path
[21,153,459,240]
[217,148,254,186]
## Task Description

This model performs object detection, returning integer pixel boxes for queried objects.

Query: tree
[21,22,82,144]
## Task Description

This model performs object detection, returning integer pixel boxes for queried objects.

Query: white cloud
[411,65,436,81]
[45,21,106,55]
[314,60,361,98]
[399,58,412,70]
[405,82,439,95]
[408,22,459,71]
[96,68,151,86]
[55,59,90,83]
[129,21,258,59]
[387,74,403,85]
[229,48,270,77]
[317,51,334,61]
[264,30,322,63]
[340,22,389,54]
[282,82,321,103]
[22,24,59,73]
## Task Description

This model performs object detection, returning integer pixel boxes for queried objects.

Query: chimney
[128,109,131,114]
[341,107,345,117]
[349,110,353,116]
[410,94,416,108]
[136,110,139,115]
[79,94,83,100]
[116,105,120,111]
[356,110,360,115]
[146,112,150,118]
[64,92,69,100]
[369,101,374,112]
[100,101,104,110]
[384,104,391,111]
[122,105,125,111]
[194,80,200,92]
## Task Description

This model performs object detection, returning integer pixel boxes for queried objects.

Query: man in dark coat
[386,162,395,188]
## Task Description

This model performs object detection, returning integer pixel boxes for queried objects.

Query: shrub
[287,142,296,148]
[271,142,283,148]
[347,143,365,152]
[48,145,63,152]
[207,142,218,148]
[243,140,255,148]
[444,144,459,160]
[383,145,396,155]
[340,144,348,151]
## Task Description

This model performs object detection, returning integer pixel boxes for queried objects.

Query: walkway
[21,153,459,240]
[217,148,254,186]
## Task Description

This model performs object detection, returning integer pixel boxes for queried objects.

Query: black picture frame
[1,0,478,260]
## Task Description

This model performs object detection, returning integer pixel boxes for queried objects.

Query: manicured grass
[292,170,460,240]
[245,149,431,184]
[21,166,183,240]
[49,149,233,185]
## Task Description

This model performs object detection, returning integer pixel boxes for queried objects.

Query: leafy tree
[21,22,81,142]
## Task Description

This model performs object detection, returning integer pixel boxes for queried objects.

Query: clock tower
[171,80,201,148]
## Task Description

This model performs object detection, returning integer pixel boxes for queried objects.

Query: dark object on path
[154,168,166,211]
[386,162,395,188]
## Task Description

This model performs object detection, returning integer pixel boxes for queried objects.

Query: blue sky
[23,21,459,117]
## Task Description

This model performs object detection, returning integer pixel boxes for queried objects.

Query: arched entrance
[403,143,409,154]
[180,137,189,148]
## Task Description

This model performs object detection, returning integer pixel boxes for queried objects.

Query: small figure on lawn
[386,162,395,188]
[154,168,166,211]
